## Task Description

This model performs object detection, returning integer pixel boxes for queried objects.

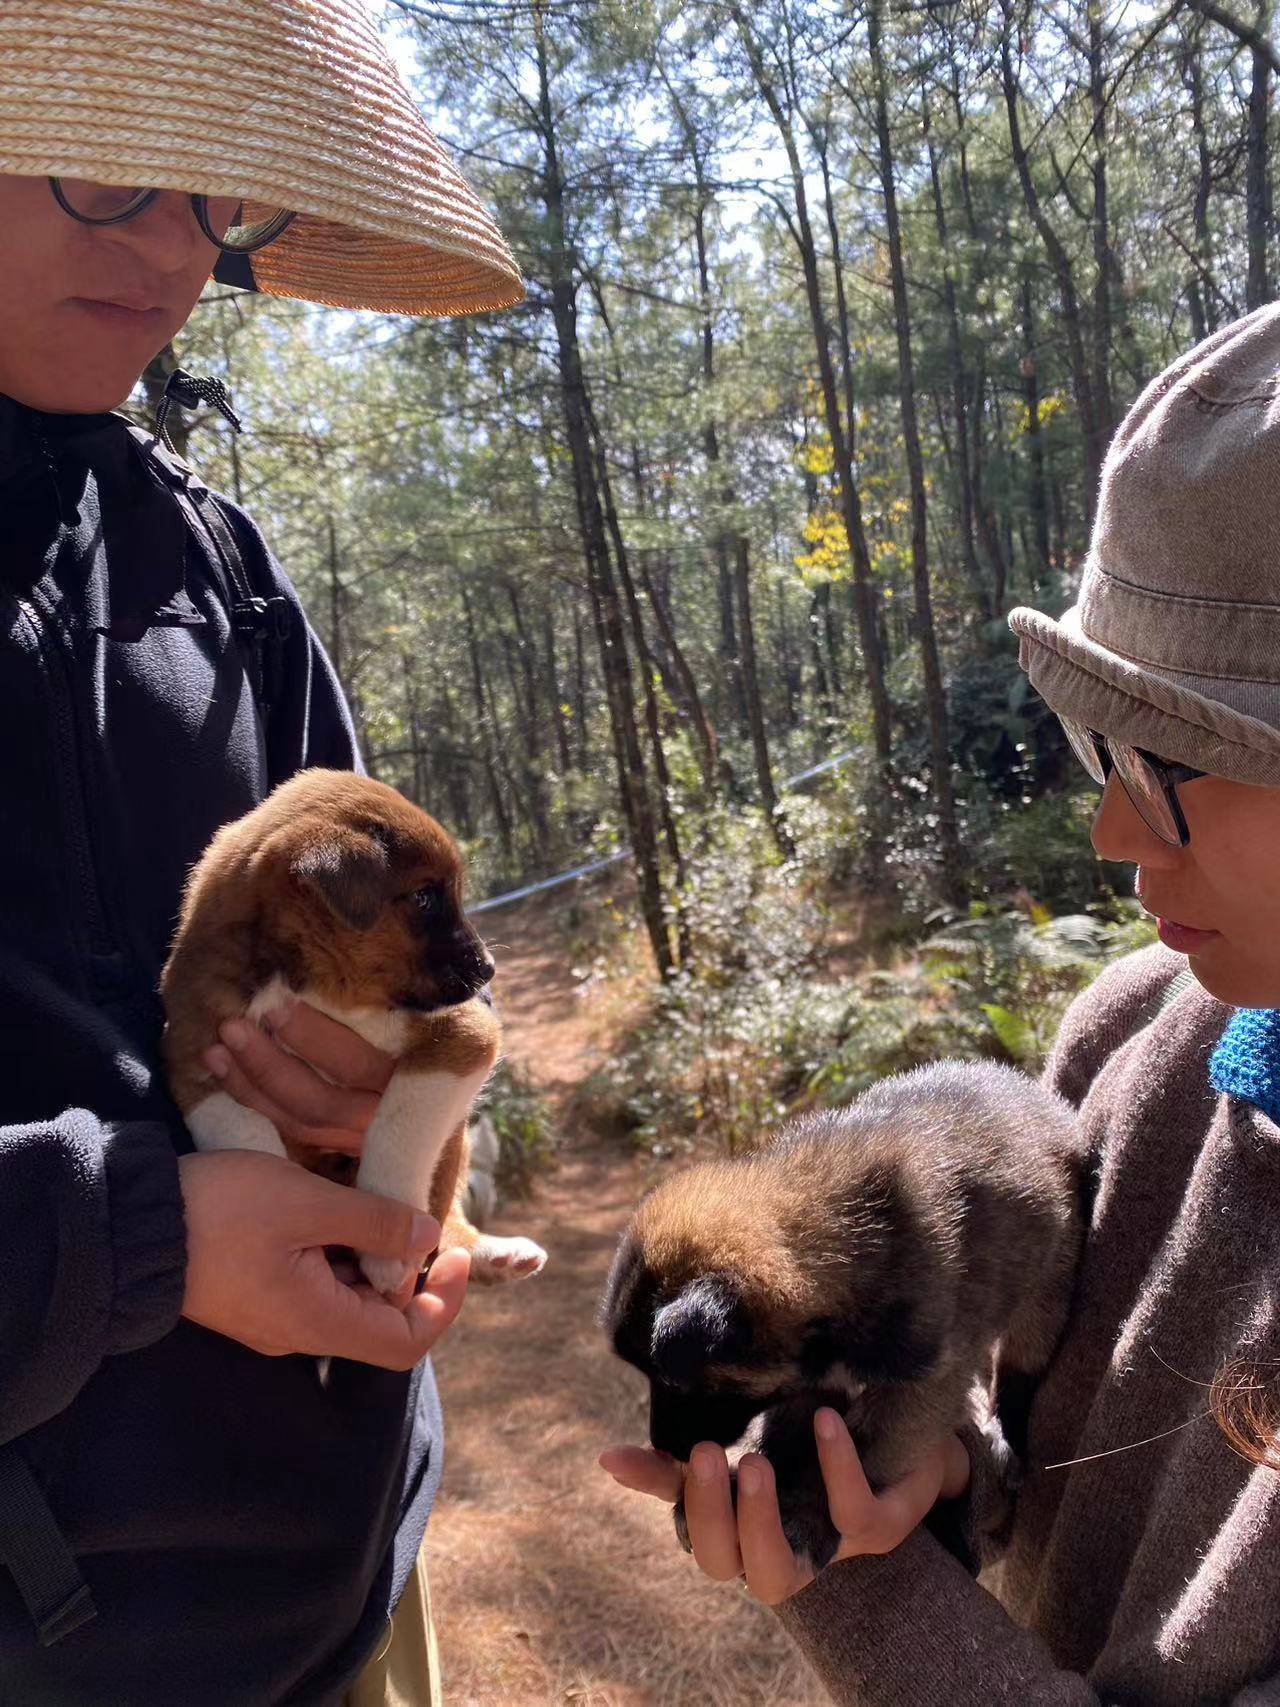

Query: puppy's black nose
[439,948,495,1004]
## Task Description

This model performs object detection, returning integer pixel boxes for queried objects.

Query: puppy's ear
[651,1276,751,1386]
[291,831,390,931]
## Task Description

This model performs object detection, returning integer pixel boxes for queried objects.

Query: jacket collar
[0,392,200,634]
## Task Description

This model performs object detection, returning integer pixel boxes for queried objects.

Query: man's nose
[1090,773,1182,868]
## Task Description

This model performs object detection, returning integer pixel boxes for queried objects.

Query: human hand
[599,1409,970,1606]
[202,1000,394,1157]
[178,1149,469,1367]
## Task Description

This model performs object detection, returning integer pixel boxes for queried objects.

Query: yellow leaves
[1013,390,1070,436]
[794,506,848,578]
[800,438,835,477]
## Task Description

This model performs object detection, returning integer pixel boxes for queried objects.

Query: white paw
[470,1234,547,1282]
[360,1253,416,1297]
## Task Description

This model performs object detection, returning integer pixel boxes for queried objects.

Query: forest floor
[423,885,825,1707]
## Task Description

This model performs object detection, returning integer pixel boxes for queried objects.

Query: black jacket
[0,397,443,1705]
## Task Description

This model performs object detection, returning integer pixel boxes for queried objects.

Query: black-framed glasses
[49,176,296,255]
[1058,715,1205,847]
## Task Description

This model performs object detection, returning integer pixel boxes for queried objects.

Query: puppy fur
[601,1060,1085,1571]
[161,768,546,1293]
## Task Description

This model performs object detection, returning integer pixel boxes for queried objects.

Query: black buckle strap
[0,1443,97,1647]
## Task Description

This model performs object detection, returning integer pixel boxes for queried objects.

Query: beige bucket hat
[0,0,524,318]
[1010,303,1280,788]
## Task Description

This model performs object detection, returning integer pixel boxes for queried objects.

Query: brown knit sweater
[776,944,1280,1705]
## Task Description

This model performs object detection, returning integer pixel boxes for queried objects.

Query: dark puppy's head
[601,1128,939,1461]
[265,771,494,1008]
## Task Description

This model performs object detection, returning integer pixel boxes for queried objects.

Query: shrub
[477,1057,557,1197]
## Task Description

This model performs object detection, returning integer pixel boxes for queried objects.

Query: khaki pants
[343,1551,442,1707]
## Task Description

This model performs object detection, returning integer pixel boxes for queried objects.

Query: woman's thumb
[303,1174,439,1258]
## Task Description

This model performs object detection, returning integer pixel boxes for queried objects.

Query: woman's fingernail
[738,1461,762,1496]
[815,1408,841,1441]
[410,1213,439,1250]
[220,1018,250,1048]
[264,1003,294,1035]
[204,1047,231,1080]
[690,1445,717,1485]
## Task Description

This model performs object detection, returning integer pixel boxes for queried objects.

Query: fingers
[207,1020,381,1138]
[939,1433,972,1500]
[597,1447,683,1502]
[295,1171,439,1259]
[814,1410,949,1561]
[683,1444,744,1582]
[867,1452,949,1548]
[268,1003,395,1094]
[320,1246,470,1369]
[814,1407,878,1539]
[736,1454,812,1604]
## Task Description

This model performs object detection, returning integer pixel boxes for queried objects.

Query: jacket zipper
[12,591,118,962]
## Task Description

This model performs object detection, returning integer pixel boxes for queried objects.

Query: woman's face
[0,174,218,413]
[1092,770,1280,1007]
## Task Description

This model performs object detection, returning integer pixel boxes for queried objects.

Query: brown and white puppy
[161,768,546,1295]
[601,1061,1084,1572]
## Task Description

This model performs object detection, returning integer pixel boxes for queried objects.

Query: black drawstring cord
[153,368,242,451]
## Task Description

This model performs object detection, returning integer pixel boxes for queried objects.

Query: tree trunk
[1184,17,1219,339]
[729,2,893,765]
[542,604,572,775]
[1000,1,1105,524]
[923,96,988,621]
[459,580,515,864]
[734,534,794,857]
[1248,5,1273,310]
[868,0,963,901]
[1021,266,1054,583]
[533,9,673,977]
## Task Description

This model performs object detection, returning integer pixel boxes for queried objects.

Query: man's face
[0,174,219,414]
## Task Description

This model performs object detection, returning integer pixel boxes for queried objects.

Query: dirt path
[425,893,823,1706]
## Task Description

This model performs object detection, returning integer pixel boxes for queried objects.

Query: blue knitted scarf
[1209,1007,1280,1126]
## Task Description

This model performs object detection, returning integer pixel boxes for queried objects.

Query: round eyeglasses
[1058,715,1205,847]
[49,176,296,254]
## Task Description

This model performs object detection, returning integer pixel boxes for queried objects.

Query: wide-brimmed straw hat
[0,0,524,318]
[1010,304,1280,788]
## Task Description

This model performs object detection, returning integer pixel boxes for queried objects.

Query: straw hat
[1010,304,1280,789]
[0,0,524,318]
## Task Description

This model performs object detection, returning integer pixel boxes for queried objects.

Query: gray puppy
[601,1061,1085,1571]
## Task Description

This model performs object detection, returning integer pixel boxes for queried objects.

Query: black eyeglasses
[1058,716,1206,847]
[49,176,296,255]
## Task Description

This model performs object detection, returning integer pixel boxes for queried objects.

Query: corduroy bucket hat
[0,0,524,318]
[1010,303,1280,789]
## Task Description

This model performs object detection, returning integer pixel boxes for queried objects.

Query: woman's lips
[67,297,167,332]
[1155,916,1220,954]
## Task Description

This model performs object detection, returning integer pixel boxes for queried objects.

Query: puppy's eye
[411,884,445,917]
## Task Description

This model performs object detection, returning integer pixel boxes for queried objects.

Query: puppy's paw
[468,1233,547,1284]
[673,1490,694,1554]
[359,1253,416,1297]
[776,1488,841,1577]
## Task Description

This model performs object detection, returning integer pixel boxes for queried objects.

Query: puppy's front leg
[756,1391,848,1575]
[186,1090,287,1158]
[356,1065,490,1296]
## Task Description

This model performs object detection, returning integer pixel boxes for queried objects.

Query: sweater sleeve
[0,1113,187,1447]
[777,1530,1280,1706]
[776,1529,1099,1705]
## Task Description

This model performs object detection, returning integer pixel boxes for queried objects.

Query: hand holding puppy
[178,1150,469,1369]
[202,1000,394,1159]
[599,1412,969,1606]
